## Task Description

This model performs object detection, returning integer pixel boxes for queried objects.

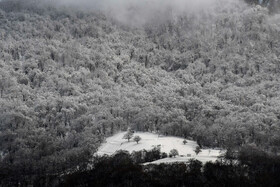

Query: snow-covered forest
[1,0,280,185]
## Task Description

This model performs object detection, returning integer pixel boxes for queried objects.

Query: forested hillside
[1,0,280,184]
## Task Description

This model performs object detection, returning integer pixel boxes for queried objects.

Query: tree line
[3,147,280,186]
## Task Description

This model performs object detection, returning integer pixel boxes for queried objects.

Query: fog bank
[52,0,246,26]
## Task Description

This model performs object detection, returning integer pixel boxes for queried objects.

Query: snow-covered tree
[133,135,142,144]
[169,149,179,158]
[123,131,134,142]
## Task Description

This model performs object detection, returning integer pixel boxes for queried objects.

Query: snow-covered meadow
[97,132,225,164]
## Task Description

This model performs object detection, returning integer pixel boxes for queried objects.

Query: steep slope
[0,0,280,182]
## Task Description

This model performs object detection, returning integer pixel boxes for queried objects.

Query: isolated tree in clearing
[169,149,179,158]
[133,135,141,144]
[195,146,202,155]
[123,131,134,142]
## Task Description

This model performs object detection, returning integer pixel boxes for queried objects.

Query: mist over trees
[0,0,280,185]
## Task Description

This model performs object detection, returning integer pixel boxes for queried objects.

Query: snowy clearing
[96,132,225,164]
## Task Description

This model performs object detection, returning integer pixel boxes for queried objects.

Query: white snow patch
[96,132,225,164]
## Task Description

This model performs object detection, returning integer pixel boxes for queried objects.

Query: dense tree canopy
[0,0,280,184]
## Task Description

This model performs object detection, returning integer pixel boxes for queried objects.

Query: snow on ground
[97,132,225,164]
